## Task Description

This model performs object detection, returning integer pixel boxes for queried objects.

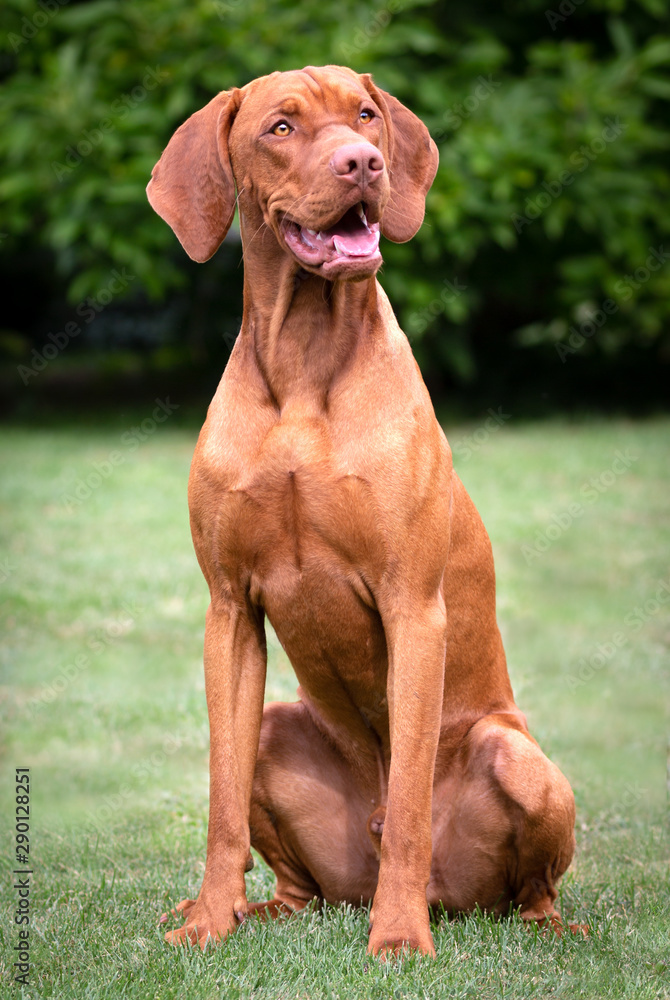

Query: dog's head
[147,65,438,281]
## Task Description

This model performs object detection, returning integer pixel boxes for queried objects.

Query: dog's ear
[147,89,241,262]
[361,76,439,243]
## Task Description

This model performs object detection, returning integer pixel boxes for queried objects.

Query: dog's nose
[329,143,384,187]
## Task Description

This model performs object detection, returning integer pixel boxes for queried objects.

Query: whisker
[240,192,315,266]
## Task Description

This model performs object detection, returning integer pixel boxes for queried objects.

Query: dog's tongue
[326,207,379,257]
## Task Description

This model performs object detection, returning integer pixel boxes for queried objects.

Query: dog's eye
[359,109,375,124]
[271,121,292,136]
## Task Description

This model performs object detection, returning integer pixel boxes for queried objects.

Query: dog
[147,64,576,958]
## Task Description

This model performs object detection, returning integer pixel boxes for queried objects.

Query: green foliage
[1,0,669,383]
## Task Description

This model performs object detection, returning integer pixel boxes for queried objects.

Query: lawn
[1,412,668,999]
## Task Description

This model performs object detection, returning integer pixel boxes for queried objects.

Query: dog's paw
[161,897,245,949]
[567,922,589,937]
[367,931,436,960]
[367,912,436,959]
[524,911,589,938]
[159,897,196,926]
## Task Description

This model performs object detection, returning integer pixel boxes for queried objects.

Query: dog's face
[147,65,438,281]
[230,67,391,280]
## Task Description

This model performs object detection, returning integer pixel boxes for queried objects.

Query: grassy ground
[1,412,668,998]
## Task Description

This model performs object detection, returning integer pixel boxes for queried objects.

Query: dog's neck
[237,215,383,410]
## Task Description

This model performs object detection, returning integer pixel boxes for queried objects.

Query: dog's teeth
[306,229,317,236]
[356,204,365,220]
[316,232,324,242]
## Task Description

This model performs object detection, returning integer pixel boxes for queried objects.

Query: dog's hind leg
[248,701,381,915]
[428,714,576,928]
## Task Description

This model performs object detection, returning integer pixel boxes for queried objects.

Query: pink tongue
[326,208,379,257]
[332,230,379,256]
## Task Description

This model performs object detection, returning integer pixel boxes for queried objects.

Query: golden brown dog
[147,65,576,958]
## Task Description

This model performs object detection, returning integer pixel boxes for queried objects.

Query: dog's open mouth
[281,203,381,271]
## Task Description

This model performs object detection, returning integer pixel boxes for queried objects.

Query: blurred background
[1,8,669,989]
[1,0,669,419]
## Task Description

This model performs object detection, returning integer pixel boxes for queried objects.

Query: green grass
[1,413,669,998]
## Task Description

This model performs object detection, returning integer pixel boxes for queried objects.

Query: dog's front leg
[367,602,447,958]
[166,599,267,949]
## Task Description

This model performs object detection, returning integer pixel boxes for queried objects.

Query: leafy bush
[1,0,668,395]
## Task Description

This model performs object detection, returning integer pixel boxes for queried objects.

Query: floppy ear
[146,89,241,262]
[361,76,439,243]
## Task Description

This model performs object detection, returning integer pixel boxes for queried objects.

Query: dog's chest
[204,410,389,688]
[215,411,380,589]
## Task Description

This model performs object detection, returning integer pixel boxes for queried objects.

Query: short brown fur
[148,65,577,958]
